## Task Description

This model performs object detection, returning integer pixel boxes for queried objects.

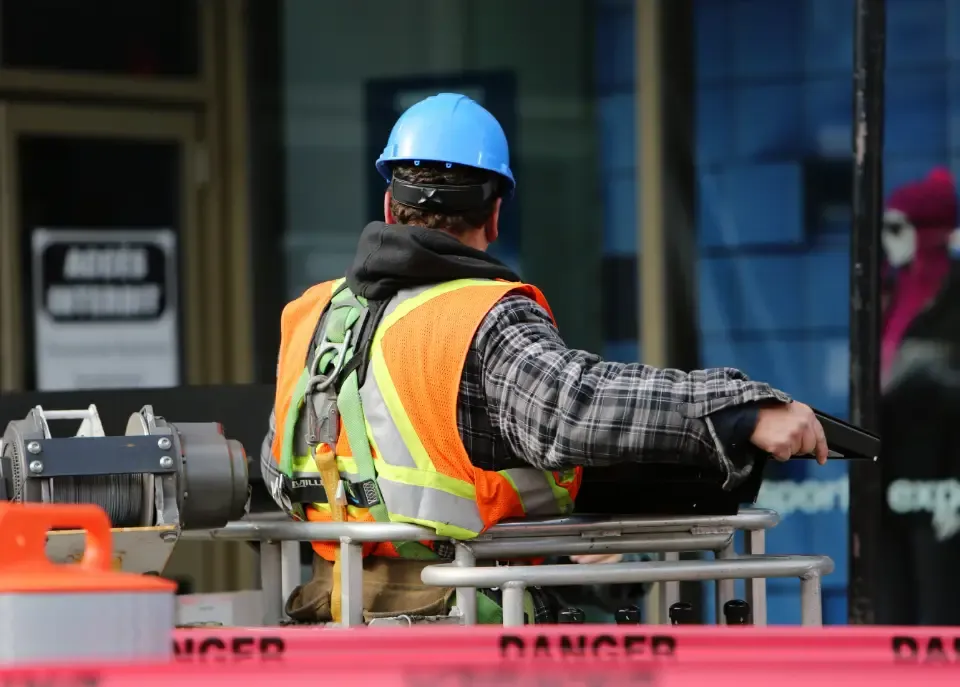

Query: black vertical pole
[848,0,885,625]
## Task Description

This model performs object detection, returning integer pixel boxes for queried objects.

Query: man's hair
[389,162,499,235]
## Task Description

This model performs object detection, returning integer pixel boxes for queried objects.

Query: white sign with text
[32,228,180,391]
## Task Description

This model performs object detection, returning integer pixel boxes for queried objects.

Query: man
[261,93,828,625]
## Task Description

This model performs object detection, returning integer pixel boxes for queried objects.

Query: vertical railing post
[848,0,886,626]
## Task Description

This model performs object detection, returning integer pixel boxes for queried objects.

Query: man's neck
[449,230,487,252]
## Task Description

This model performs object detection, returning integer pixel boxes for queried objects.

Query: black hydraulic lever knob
[723,599,752,625]
[615,605,641,625]
[558,607,586,624]
[668,602,695,625]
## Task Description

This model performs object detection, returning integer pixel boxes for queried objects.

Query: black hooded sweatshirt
[345,221,518,299]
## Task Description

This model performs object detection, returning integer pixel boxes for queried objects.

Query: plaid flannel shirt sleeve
[475,294,792,489]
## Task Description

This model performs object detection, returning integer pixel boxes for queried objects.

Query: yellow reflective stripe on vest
[377,278,506,337]
[364,351,433,473]
[291,455,361,479]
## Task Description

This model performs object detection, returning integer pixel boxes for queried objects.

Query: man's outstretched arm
[477,295,804,488]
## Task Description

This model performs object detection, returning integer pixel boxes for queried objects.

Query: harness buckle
[308,327,352,393]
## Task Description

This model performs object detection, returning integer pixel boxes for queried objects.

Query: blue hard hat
[376,93,515,196]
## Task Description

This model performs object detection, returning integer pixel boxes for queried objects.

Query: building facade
[0,0,942,624]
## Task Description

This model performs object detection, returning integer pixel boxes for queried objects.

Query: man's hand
[749,402,828,465]
[570,554,623,564]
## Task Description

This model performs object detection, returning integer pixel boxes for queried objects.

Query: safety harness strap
[336,367,438,561]
[308,286,437,561]
[282,473,380,508]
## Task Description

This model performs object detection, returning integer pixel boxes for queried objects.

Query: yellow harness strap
[313,442,347,624]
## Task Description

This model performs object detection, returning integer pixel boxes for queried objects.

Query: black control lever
[798,409,880,461]
[668,602,695,625]
[615,605,641,625]
[723,599,752,625]
[558,607,586,624]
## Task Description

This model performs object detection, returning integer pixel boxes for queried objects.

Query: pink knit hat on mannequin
[887,167,957,230]
[882,167,958,383]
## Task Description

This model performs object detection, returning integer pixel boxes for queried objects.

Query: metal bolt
[157,437,172,450]
[28,460,43,474]
[159,455,174,469]
[26,441,41,455]
[160,531,178,543]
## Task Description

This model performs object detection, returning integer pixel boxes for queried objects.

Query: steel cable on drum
[47,475,145,527]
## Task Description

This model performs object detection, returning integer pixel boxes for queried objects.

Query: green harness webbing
[310,286,436,561]
[302,285,537,624]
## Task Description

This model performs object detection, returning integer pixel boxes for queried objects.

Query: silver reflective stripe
[359,285,486,533]
[378,477,485,534]
[357,285,433,470]
[359,371,418,469]
[502,468,562,516]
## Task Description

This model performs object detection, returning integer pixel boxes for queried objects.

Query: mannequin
[876,169,960,625]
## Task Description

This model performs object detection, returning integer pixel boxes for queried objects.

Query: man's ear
[484,198,502,244]
[384,190,395,223]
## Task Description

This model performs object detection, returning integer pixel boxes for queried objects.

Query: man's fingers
[814,419,829,465]
[799,426,818,457]
[789,430,804,458]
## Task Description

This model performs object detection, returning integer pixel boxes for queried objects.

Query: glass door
[0,103,202,392]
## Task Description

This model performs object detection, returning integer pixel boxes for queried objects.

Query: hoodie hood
[345,222,520,301]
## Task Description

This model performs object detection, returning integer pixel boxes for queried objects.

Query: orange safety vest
[271,278,582,562]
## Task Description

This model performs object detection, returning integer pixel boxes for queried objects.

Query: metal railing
[182,507,834,628]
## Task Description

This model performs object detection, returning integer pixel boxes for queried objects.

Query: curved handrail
[181,519,444,542]
[476,508,780,538]
[421,554,835,588]
[181,507,780,543]
[463,532,734,558]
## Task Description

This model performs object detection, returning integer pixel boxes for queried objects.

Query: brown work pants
[284,554,454,623]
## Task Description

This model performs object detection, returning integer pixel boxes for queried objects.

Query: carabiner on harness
[308,328,353,393]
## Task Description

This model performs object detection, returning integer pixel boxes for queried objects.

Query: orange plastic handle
[0,503,113,571]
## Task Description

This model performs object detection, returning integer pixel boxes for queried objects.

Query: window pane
[280,0,606,352]
[692,0,854,625]
[1,0,200,78]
